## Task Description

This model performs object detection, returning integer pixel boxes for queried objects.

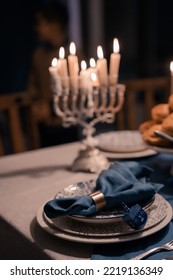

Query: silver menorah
[52,75,125,173]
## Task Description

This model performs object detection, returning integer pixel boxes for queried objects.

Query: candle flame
[51,57,58,67]
[91,72,97,81]
[59,47,65,59]
[170,61,173,73]
[69,42,76,55]
[90,58,96,68]
[113,38,119,53]
[97,45,104,59]
[81,60,87,70]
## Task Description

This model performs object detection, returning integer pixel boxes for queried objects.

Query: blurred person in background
[27,1,79,147]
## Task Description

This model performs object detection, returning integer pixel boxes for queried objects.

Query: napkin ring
[89,191,106,212]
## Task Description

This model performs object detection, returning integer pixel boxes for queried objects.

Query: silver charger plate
[43,194,166,237]
[36,195,173,244]
[95,130,157,159]
[101,149,157,159]
[96,130,148,153]
[54,179,154,224]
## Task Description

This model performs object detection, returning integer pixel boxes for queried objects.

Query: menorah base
[71,146,110,173]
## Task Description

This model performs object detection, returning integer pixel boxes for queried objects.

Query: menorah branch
[52,82,125,173]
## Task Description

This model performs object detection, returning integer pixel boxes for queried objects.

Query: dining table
[0,138,173,260]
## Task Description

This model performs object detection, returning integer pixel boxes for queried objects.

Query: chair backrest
[0,92,39,155]
[116,76,170,130]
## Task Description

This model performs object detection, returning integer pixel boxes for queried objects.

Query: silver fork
[131,240,173,260]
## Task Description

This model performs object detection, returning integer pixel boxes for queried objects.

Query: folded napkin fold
[44,161,163,219]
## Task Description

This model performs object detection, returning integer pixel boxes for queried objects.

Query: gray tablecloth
[0,142,173,260]
[0,143,95,259]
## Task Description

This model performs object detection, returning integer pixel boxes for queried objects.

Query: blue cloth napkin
[44,161,163,219]
[91,154,173,260]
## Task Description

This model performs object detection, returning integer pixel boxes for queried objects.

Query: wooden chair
[116,76,170,130]
[0,92,40,155]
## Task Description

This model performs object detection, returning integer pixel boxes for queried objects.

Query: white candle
[109,38,121,84]
[90,58,96,69]
[97,45,108,86]
[58,47,68,88]
[79,60,91,90]
[81,60,87,70]
[68,42,79,90]
[170,61,173,94]
[48,58,62,93]
[90,72,100,88]
[88,58,100,88]
[49,57,59,78]
[86,58,97,76]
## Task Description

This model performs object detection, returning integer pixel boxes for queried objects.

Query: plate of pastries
[139,94,173,151]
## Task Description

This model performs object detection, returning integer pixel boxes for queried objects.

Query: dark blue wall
[1,0,173,93]
[0,0,42,93]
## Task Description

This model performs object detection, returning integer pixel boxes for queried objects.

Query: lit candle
[81,60,87,72]
[87,58,97,76]
[87,58,100,88]
[48,58,62,93]
[109,38,121,84]
[97,45,108,86]
[49,57,59,77]
[68,42,79,90]
[170,61,173,94]
[90,72,100,88]
[90,58,96,69]
[58,47,68,88]
[79,60,91,90]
